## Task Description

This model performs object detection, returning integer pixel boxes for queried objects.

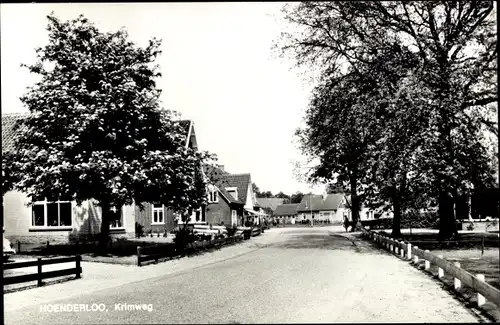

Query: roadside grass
[12,234,252,266]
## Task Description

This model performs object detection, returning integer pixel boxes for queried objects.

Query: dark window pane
[158,211,163,223]
[109,206,123,228]
[60,203,72,226]
[47,203,59,226]
[153,211,158,223]
[32,204,45,226]
[214,192,218,201]
[195,210,200,221]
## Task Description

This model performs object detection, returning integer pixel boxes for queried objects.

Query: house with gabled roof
[273,203,299,225]
[203,165,245,227]
[256,198,286,214]
[204,165,266,227]
[2,113,201,243]
[296,193,349,224]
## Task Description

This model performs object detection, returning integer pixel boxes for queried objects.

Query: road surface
[4,227,479,324]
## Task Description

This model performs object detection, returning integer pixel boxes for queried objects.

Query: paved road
[4,227,479,324]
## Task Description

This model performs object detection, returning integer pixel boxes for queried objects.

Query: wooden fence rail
[361,228,500,308]
[137,235,244,267]
[3,255,82,286]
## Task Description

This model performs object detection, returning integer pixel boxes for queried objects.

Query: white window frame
[152,204,165,225]
[208,189,219,203]
[109,206,125,229]
[225,187,238,201]
[231,209,237,226]
[31,198,73,229]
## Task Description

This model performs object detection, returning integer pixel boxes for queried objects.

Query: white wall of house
[245,182,254,210]
[3,190,135,244]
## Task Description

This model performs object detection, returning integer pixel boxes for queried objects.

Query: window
[208,190,218,203]
[226,187,238,201]
[152,204,164,224]
[366,211,370,219]
[109,206,124,229]
[32,198,72,228]
[231,210,237,226]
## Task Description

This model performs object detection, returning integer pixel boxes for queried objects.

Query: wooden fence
[360,228,500,308]
[3,255,82,287]
[137,235,244,267]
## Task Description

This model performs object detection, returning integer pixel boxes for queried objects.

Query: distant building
[273,204,299,224]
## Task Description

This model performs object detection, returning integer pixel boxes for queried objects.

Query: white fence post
[454,262,462,290]
[437,255,444,278]
[407,242,412,260]
[413,246,419,264]
[477,274,486,307]
[400,242,405,258]
[424,250,431,270]
[395,241,399,254]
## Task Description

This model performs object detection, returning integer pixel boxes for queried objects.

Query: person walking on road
[343,216,349,233]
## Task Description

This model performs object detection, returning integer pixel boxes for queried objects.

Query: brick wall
[3,191,135,244]
[205,199,231,226]
[135,204,177,235]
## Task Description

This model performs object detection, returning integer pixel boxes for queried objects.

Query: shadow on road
[273,233,357,251]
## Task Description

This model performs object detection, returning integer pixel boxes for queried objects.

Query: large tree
[290,192,304,204]
[8,14,213,248]
[275,1,497,238]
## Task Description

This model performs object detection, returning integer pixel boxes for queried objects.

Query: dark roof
[221,173,251,205]
[274,204,299,216]
[1,113,28,153]
[204,164,244,204]
[256,198,285,211]
[1,114,193,153]
[296,193,344,212]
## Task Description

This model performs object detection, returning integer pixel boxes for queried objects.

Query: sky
[1,3,326,195]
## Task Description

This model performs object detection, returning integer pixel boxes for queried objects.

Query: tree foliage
[275,1,497,237]
[7,13,214,246]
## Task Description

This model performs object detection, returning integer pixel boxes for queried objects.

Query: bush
[173,227,197,250]
[135,222,145,238]
[400,210,439,229]
[225,225,238,237]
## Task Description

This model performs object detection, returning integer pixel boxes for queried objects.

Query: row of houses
[266,194,394,225]
[2,113,268,245]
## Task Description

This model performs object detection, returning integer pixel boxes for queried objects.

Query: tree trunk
[438,191,458,239]
[98,201,111,250]
[391,187,402,238]
[349,176,361,232]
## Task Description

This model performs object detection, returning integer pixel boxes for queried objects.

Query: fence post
[18,240,21,253]
[137,246,142,267]
[400,242,405,258]
[407,242,412,260]
[424,250,431,270]
[481,235,485,257]
[76,255,81,279]
[437,255,444,279]
[413,246,419,264]
[476,274,486,307]
[454,262,462,290]
[37,258,43,287]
